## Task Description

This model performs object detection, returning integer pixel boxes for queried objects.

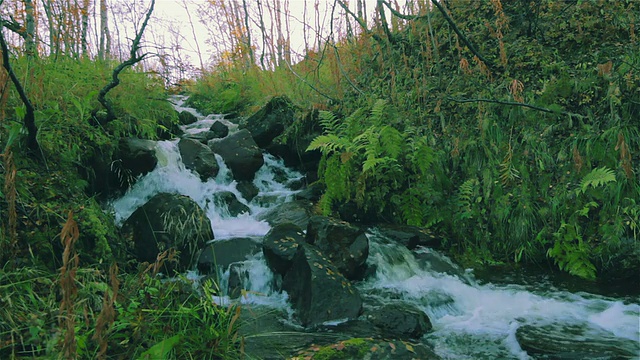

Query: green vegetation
[1,0,638,358]
[187,0,639,280]
[0,57,241,358]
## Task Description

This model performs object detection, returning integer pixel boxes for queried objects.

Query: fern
[369,99,387,125]
[577,166,616,194]
[307,134,350,155]
[549,222,596,280]
[307,99,438,224]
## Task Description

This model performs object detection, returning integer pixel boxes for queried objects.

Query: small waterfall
[361,229,640,359]
[111,97,640,359]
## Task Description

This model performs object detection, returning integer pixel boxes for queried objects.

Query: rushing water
[110,97,640,359]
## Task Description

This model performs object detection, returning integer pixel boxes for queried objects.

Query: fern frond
[307,134,349,154]
[318,110,344,134]
[379,125,404,158]
[577,166,616,194]
[370,99,387,124]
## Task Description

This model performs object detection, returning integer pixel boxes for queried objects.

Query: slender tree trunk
[242,0,254,68]
[23,0,36,57]
[98,0,109,60]
[256,0,268,69]
[0,29,40,155]
[181,0,204,71]
[80,0,90,58]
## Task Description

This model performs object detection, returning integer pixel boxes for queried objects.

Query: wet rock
[295,337,440,360]
[366,303,433,339]
[241,95,295,148]
[414,247,469,282]
[264,108,322,173]
[208,129,264,181]
[122,192,213,273]
[227,263,247,298]
[212,191,250,217]
[263,223,306,277]
[236,181,259,202]
[282,243,362,327]
[257,200,313,229]
[115,138,157,182]
[294,182,324,202]
[516,323,640,359]
[178,138,219,181]
[306,216,369,281]
[209,120,229,139]
[178,110,198,125]
[183,131,218,144]
[197,237,261,274]
[375,223,443,250]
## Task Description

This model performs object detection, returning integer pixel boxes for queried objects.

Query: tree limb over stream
[95,0,155,125]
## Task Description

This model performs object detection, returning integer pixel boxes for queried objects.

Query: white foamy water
[361,229,640,359]
[111,97,640,359]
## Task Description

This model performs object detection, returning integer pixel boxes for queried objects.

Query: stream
[110,97,640,359]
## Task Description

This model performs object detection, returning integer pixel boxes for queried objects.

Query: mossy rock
[293,337,440,360]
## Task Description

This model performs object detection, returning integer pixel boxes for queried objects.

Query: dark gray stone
[122,193,213,273]
[197,237,261,274]
[366,303,433,339]
[213,191,250,217]
[282,243,362,327]
[262,223,306,277]
[208,129,264,181]
[178,110,198,125]
[306,216,369,281]
[209,120,229,139]
[178,138,220,181]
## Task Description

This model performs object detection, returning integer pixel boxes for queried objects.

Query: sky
[149,0,387,69]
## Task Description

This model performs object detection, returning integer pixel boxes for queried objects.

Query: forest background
[0,0,638,358]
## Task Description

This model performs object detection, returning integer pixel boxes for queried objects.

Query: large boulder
[241,95,295,148]
[115,138,158,185]
[306,216,369,280]
[208,129,264,181]
[366,303,433,339]
[121,192,213,273]
[262,223,306,277]
[264,108,322,176]
[178,138,219,181]
[282,243,362,327]
[197,237,261,274]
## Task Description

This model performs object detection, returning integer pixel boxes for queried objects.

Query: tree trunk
[0,29,40,155]
[96,0,155,124]
[242,0,254,68]
[98,0,110,60]
[80,0,90,58]
[24,0,36,57]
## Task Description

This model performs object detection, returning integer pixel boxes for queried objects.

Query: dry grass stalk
[93,263,120,359]
[59,211,80,359]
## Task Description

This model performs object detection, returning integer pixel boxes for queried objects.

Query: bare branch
[96,0,155,124]
[0,27,40,156]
